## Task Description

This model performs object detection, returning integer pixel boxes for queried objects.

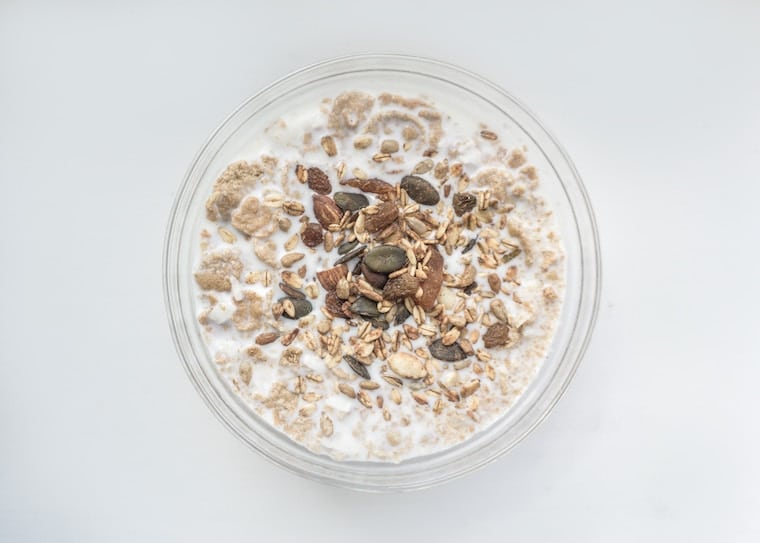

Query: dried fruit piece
[388,352,427,380]
[312,194,342,228]
[363,201,399,234]
[382,274,420,301]
[483,322,511,348]
[341,177,395,195]
[417,247,442,309]
[307,167,332,194]
[333,192,369,212]
[301,222,323,247]
[363,245,408,273]
[400,175,440,205]
[344,355,370,379]
[316,264,348,291]
[453,192,477,216]
[428,339,467,362]
[279,297,313,320]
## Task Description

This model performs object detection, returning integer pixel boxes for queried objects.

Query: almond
[312,195,342,228]
[316,264,348,291]
[364,201,399,234]
[341,177,395,195]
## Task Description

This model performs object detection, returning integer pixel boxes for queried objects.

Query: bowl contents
[193,91,565,462]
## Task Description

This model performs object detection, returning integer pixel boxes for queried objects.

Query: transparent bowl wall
[164,54,601,492]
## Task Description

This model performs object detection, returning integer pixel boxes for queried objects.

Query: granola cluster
[193,92,564,461]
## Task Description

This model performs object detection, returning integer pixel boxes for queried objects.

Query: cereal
[193,91,565,462]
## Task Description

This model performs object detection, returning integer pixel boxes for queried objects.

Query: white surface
[1,1,758,541]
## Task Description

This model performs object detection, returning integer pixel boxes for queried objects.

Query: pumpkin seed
[350,296,381,317]
[400,175,440,205]
[279,282,305,300]
[334,244,367,265]
[338,240,359,255]
[279,297,312,319]
[428,339,467,362]
[360,314,389,330]
[334,192,370,212]
[364,245,408,274]
[393,304,411,325]
[344,355,370,379]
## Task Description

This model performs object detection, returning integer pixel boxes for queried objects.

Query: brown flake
[194,250,243,291]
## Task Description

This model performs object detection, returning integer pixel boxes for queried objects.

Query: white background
[1,1,758,541]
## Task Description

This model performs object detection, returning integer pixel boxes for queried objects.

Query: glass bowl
[163,54,601,492]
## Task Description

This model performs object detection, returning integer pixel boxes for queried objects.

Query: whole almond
[364,201,399,234]
[313,195,342,228]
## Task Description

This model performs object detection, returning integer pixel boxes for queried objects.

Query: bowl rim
[163,53,602,492]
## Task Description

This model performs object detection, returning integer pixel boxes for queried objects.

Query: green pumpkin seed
[350,296,381,317]
[344,355,370,379]
[338,240,359,255]
[334,192,370,212]
[360,314,390,330]
[363,245,408,274]
[393,304,411,326]
[400,175,440,205]
[279,297,312,319]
